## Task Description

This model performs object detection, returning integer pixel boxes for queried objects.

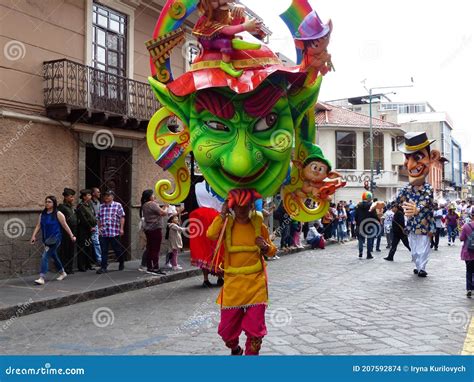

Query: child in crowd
[166,214,186,270]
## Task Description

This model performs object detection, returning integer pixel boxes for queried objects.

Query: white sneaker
[165,262,173,269]
[34,277,45,285]
[172,265,183,271]
[274,255,280,259]
[138,265,147,272]
[56,272,67,281]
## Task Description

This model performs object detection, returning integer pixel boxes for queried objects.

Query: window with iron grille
[92,3,127,109]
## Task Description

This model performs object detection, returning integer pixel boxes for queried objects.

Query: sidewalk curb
[0,239,346,320]
[0,268,202,321]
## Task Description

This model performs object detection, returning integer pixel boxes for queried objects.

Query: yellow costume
[207,213,277,309]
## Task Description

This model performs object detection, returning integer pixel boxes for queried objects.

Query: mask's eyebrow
[243,86,285,118]
[195,89,235,119]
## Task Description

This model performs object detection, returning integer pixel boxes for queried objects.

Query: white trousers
[408,233,431,271]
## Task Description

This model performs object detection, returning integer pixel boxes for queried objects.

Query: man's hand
[30,237,36,244]
[255,236,269,252]
[403,201,419,217]
[119,228,124,236]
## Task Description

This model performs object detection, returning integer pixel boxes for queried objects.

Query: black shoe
[376,249,381,252]
[216,278,224,287]
[231,346,243,356]
[418,270,428,277]
[96,268,107,274]
[118,262,124,271]
[383,257,393,261]
[413,269,418,275]
[154,268,167,275]
[434,247,438,251]
[386,246,390,249]
[367,255,374,259]
[359,253,363,258]
[78,268,86,272]
[467,291,472,298]
[202,280,212,288]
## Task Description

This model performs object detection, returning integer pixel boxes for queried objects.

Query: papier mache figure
[293,144,345,201]
[395,132,440,277]
[193,0,262,77]
[294,10,334,83]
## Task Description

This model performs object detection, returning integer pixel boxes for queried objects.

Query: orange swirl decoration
[146,107,191,204]
[170,1,186,19]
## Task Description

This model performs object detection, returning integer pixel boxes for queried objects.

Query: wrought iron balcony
[43,59,160,130]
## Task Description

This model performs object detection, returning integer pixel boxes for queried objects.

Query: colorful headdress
[227,189,262,209]
[362,191,373,201]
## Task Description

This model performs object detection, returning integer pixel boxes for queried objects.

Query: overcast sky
[242,0,474,162]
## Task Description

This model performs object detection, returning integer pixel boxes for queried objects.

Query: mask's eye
[413,152,425,161]
[253,112,278,132]
[319,166,326,173]
[310,163,318,172]
[205,121,229,132]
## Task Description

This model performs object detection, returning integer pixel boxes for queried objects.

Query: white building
[315,102,406,203]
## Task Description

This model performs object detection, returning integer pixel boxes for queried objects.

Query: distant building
[315,102,406,202]
[326,96,461,199]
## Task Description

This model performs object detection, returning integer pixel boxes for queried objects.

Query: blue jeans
[40,241,64,277]
[447,225,457,243]
[336,222,346,241]
[358,234,374,256]
[91,226,102,263]
[100,236,124,270]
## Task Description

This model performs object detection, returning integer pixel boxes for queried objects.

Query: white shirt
[306,227,321,242]
[195,181,223,211]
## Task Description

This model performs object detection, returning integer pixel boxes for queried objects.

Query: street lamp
[363,78,414,192]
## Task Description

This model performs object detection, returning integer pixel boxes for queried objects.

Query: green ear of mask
[148,77,191,126]
[288,76,322,128]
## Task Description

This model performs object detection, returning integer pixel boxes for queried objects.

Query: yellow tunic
[207,214,277,309]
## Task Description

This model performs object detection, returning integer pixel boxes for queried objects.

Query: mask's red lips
[222,162,269,183]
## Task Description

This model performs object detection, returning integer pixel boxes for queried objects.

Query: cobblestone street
[1,239,472,355]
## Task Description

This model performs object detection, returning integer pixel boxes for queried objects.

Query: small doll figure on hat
[293,144,346,201]
[295,11,334,82]
[193,0,263,77]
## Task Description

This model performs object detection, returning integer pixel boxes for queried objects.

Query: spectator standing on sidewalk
[384,204,411,261]
[31,196,76,285]
[166,214,186,270]
[459,209,474,298]
[58,188,78,274]
[96,190,125,274]
[336,203,347,243]
[355,192,378,259]
[76,189,97,271]
[141,189,168,275]
[90,187,102,265]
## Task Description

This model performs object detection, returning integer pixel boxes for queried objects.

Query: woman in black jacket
[384,204,411,261]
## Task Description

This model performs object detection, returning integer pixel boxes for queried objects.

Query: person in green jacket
[76,189,97,271]
[58,188,78,274]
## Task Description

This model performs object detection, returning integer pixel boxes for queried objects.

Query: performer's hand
[403,201,419,217]
[255,236,269,251]
[220,201,229,218]
[231,4,245,20]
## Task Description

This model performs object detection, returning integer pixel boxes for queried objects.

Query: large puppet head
[399,132,440,186]
[148,46,320,200]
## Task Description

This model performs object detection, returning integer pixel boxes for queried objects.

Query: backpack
[467,223,474,252]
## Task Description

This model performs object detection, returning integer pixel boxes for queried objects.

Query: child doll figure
[207,189,277,355]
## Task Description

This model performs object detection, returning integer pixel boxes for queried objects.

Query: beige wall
[0,117,79,209]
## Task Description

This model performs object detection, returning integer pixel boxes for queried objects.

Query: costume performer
[396,132,440,277]
[207,189,276,355]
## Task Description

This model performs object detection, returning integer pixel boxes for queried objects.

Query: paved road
[0,238,472,355]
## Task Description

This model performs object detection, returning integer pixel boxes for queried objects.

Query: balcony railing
[43,59,160,129]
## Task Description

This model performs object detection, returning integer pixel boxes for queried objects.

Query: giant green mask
[147,75,321,202]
